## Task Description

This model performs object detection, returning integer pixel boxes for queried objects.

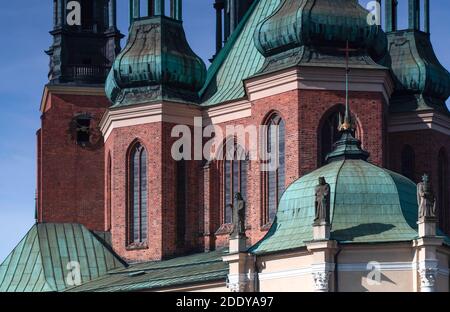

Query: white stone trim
[203,100,252,125]
[258,262,418,282]
[100,102,201,141]
[388,111,450,136]
[245,66,394,104]
[40,84,106,113]
[424,261,450,277]
[258,263,335,281]
[338,262,415,272]
[258,267,313,281]
[227,273,256,282]
[418,267,438,292]
[312,271,331,292]
[311,262,335,272]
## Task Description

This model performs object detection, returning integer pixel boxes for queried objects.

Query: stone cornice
[244,66,395,104]
[40,84,105,113]
[99,101,201,142]
[388,111,450,136]
[202,100,252,125]
[258,261,448,277]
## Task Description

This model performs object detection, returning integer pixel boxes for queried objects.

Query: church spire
[386,0,450,113]
[46,0,123,84]
[106,0,206,106]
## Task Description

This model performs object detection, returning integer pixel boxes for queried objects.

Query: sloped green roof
[254,0,386,60]
[106,16,206,107]
[66,250,228,292]
[0,223,125,292]
[250,159,422,255]
[387,30,450,113]
[200,0,280,106]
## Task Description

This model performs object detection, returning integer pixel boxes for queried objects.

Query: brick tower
[36,0,122,231]
[385,0,450,233]
[103,0,207,261]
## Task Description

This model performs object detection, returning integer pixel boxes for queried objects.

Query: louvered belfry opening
[385,0,431,33]
[212,0,254,57]
[48,0,122,84]
[129,0,182,22]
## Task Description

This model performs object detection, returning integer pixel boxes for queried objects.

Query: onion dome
[250,128,421,254]
[387,30,450,113]
[253,0,387,71]
[105,16,207,106]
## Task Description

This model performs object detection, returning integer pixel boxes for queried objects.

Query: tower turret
[385,1,450,235]
[253,0,387,74]
[386,0,450,113]
[101,1,206,262]
[105,0,207,106]
[212,0,255,59]
[46,0,123,84]
[37,1,123,231]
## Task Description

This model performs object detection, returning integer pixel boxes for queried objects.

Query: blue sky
[0,0,449,263]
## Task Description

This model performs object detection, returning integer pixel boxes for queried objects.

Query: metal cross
[338,41,358,73]
[337,41,358,130]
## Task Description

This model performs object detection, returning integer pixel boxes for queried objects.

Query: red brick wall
[37,87,387,263]
[161,122,202,257]
[105,122,163,262]
[388,129,450,233]
[105,121,202,262]
[37,93,108,231]
[207,89,387,250]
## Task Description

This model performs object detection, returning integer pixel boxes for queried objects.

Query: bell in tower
[46,0,123,84]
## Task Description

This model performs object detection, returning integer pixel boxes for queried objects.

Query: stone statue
[231,193,246,238]
[314,177,331,225]
[417,174,436,219]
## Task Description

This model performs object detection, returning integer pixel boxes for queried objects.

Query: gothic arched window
[319,108,345,166]
[401,145,415,181]
[223,140,248,224]
[438,148,448,231]
[128,142,148,246]
[262,113,285,225]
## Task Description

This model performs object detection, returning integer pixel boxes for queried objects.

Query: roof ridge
[39,223,58,291]
[113,258,224,275]
[1,225,38,291]
[329,160,346,233]
[199,0,261,98]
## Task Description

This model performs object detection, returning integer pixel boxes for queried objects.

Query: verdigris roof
[0,223,125,292]
[254,0,386,60]
[200,0,387,106]
[106,16,206,107]
[250,158,420,255]
[200,0,280,106]
[66,250,228,292]
[251,126,450,255]
[387,30,450,114]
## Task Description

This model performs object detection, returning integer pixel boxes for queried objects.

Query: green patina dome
[105,16,207,106]
[387,30,450,113]
[254,0,387,60]
[251,129,421,255]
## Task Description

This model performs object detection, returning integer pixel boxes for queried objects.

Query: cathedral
[1,0,450,292]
